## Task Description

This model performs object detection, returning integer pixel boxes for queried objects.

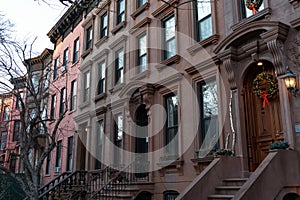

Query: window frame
[116,0,125,25]
[100,12,108,39]
[16,92,23,109]
[86,26,93,50]
[59,87,66,115]
[164,93,179,156]
[55,140,62,169]
[0,132,7,150]
[194,1,213,42]
[50,94,56,120]
[73,37,79,63]
[45,153,51,174]
[83,71,91,102]
[53,57,59,80]
[97,60,106,95]
[114,113,123,142]
[115,48,124,85]
[70,80,77,111]
[163,191,179,200]
[137,33,147,74]
[3,106,10,121]
[162,14,176,60]
[13,120,21,142]
[137,0,147,8]
[62,48,69,72]
[66,136,73,171]
[95,119,104,169]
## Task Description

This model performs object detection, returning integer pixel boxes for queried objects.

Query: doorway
[243,61,283,171]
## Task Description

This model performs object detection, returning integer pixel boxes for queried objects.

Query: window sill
[231,7,272,31]
[109,83,125,94]
[156,55,180,71]
[78,101,90,109]
[131,2,150,19]
[191,156,214,174]
[157,157,184,176]
[187,34,219,55]
[131,69,150,80]
[111,21,126,35]
[93,93,107,102]
[68,109,77,115]
[95,36,108,48]
[81,48,92,59]
[71,60,80,68]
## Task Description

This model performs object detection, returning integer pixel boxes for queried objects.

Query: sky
[0,0,68,55]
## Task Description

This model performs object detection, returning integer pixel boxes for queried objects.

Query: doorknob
[275,130,280,137]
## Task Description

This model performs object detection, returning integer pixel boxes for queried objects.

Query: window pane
[165,17,175,41]
[1,132,7,150]
[115,114,123,141]
[202,81,218,117]
[197,2,211,20]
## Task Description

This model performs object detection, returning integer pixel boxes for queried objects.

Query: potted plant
[269,141,289,150]
[213,149,233,156]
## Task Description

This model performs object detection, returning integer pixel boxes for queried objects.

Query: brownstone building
[38,0,300,199]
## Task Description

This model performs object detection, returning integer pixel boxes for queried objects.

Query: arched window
[163,190,179,200]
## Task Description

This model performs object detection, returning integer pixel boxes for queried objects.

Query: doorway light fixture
[282,66,298,97]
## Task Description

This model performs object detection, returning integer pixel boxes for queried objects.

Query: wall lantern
[282,66,298,97]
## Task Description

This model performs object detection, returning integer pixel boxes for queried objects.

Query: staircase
[207,178,248,200]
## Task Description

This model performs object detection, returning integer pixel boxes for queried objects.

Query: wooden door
[243,62,283,171]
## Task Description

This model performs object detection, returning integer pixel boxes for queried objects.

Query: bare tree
[0,14,67,200]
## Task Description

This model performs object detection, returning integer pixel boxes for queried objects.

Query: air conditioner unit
[54,167,60,173]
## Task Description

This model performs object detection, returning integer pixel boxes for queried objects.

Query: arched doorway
[134,104,149,178]
[242,60,283,171]
[283,193,300,200]
[135,191,152,200]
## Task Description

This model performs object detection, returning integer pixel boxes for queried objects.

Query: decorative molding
[187,34,219,55]
[129,17,152,34]
[290,17,300,30]
[73,110,91,123]
[95,36,109,48]
[111,21,126,35]
[95,106,107,116]
[131,2,150,19]
[152,0,178,18]
[140,84,155,117]
[94,93,107,102]
[156,55,181,71]
[79,60,93,71]
[185,56,220,75]
[109,35,128,49]
[131,69,150,80]
[289,0,300,9]
[92,48,109,61]
[154,72,184,88]
[231,8,272,31]
[81,48,92,59]
[94,0,111,15]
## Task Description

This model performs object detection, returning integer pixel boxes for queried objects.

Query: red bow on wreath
[261,92,270,108]
[249,3,257,14]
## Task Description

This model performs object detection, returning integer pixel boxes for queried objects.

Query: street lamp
[282,66,298,97]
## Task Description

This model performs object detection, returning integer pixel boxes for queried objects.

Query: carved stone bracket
[289,0,300,9]
[260,24,290,76]
[140,84,155,119]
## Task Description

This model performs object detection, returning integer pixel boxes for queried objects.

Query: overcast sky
[0,0,68,55]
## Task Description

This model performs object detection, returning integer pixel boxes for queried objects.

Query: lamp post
[282,66,298,97]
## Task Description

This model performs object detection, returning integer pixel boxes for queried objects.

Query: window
[241,0,264,18]
[73,37,79,63]
[114,114,123,142]
[70,80,77,111]
[9,154,16,173]
[59,88,66,115]
[31,74,40,93]
[46,154,51,174]
[0,132,7,150]
[137,33,147,73]
[198,79,219,154]
[13,121,21,141]
[86,26,93,50]
[137,0,147,8]
[117,0,125,24]
[115,48,124,84]
[53,57,59,80]
[97,61,106,95]
[3,106,9,121]
[83,71,90,102]
[100,12,108,38]
[163,15,176,60]
[195,1,212,41]
[165,93,178,156]
[55,140,62,169]
[44,69,51,88]
[95,120,104,169]
[16,92,23,109]
[164,191,179,200]
[66,136,73,171]
[41,105,47,134]
[62,48,69,72]
[50,94,56,119]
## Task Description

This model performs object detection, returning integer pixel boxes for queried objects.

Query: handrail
[38,170,87,199]
[39,172,71,194]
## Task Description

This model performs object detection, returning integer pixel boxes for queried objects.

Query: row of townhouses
[1,0,300,199]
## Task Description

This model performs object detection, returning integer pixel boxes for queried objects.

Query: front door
[134,104,149,178]
[243,61,283,171]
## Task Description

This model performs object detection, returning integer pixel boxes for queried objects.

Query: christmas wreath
[253,71,278,107]
[246,0,263,14]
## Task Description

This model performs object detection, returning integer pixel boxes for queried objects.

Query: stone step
[207,194,234,200]
[215,186,242,195]
[222,178,248,186]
